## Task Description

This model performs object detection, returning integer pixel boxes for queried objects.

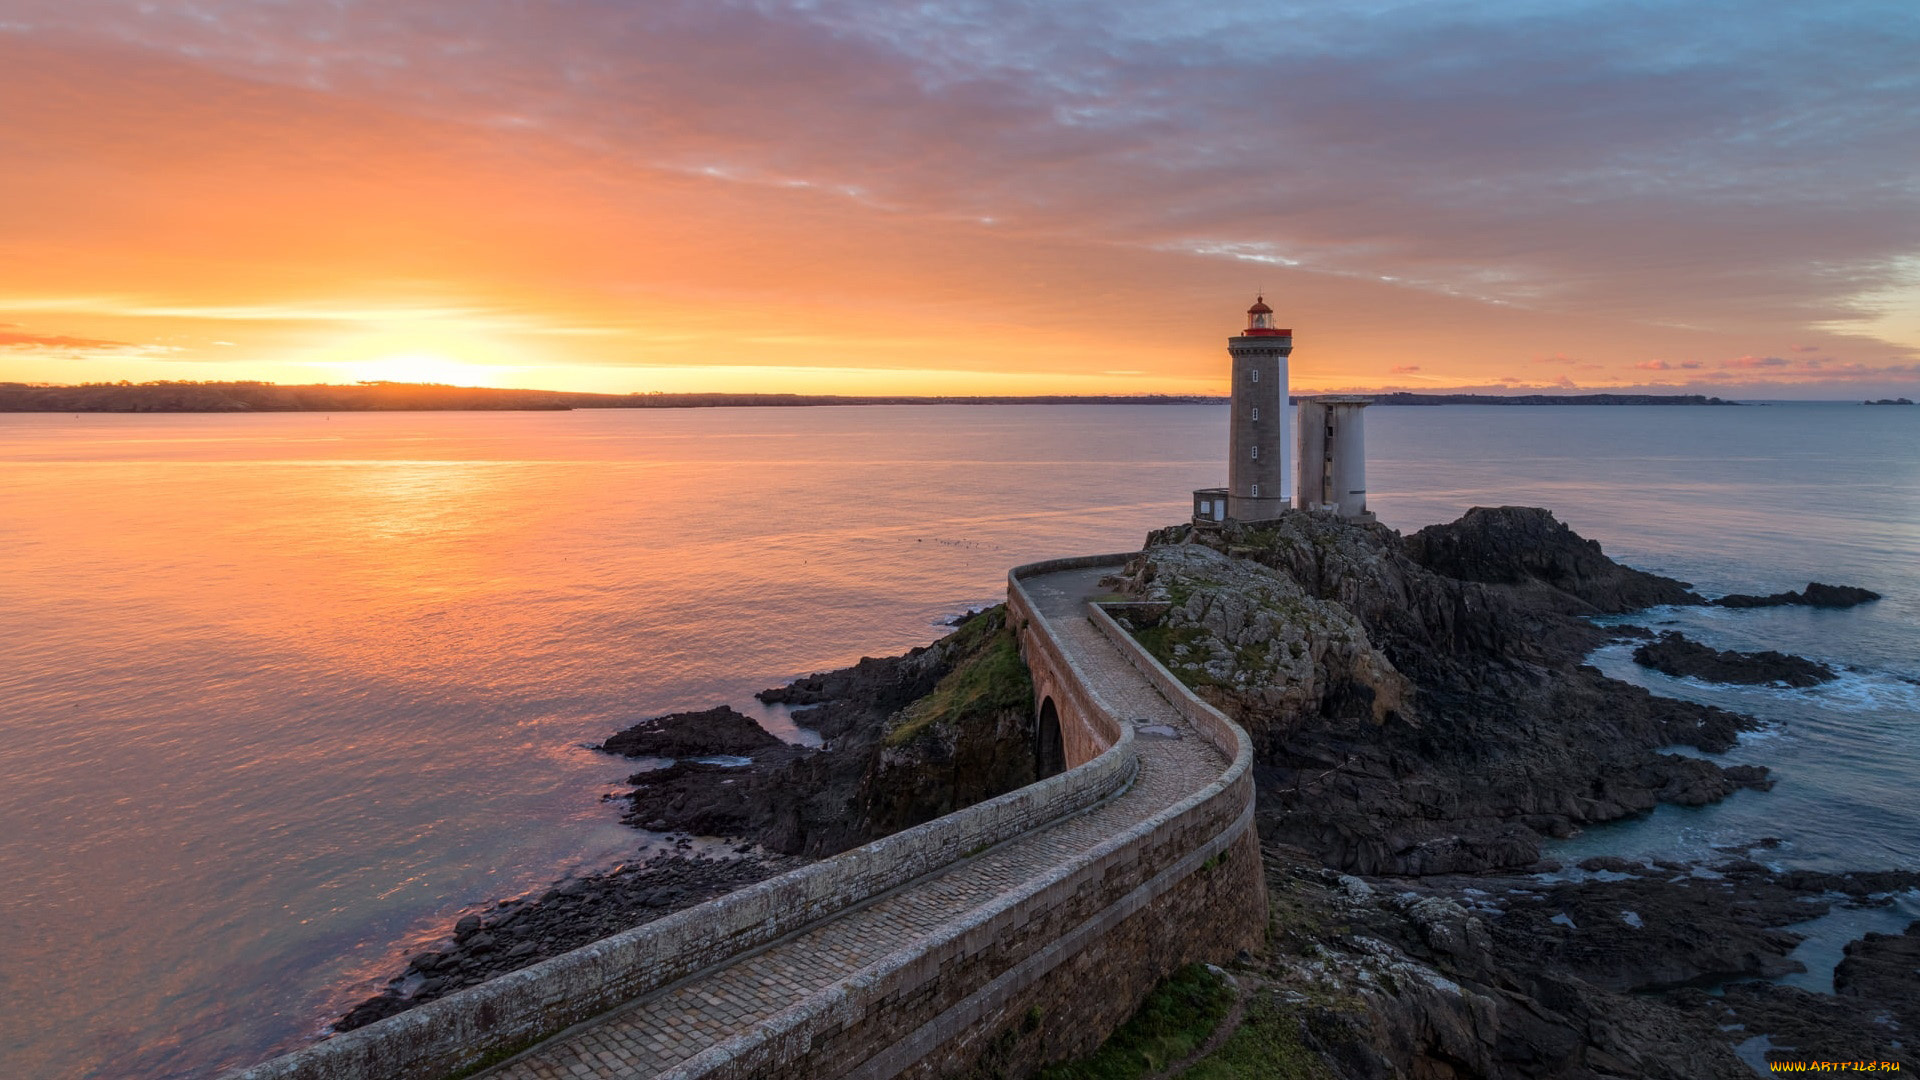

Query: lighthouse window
[1251,484,1259,497]
[1251,407,1259,421]
[1251,446,1258,459]
[1250,369,1259,383]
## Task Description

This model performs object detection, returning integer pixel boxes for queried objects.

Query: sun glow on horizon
[343,352,510,388]
[298,323,538,388]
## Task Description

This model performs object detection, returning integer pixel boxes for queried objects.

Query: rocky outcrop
[1633,630,1836,687]
[1714,581,1882,608]
[1233,846,1920,1078]
[598,706,788,758]
[1254,850,1750,1079]
[858,606,1038,832]
[1114,509,1763,875]
[607,606,1034,858]
[1069,507,1911,1073]
[1836,920,1920,1004]
[1403,505,1704,614]
[1105,542,1412,736]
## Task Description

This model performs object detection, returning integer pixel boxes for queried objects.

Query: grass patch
[885,610,1033,748]
[1128,622,1226,689]
[1035,964,1235,1080]
[1176,996,1337,1080]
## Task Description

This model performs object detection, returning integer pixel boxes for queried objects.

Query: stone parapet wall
[1005,555,1137,766]
[664,761,1258,1080]
[903,797,1265,1078]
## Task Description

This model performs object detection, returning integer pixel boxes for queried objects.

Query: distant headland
[0,380,1744,413]
[1362,390,1741,406]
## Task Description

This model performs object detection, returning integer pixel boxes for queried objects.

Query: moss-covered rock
[1108,543,1410,745]
[863,607,1038,833]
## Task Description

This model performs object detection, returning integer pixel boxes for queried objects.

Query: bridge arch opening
[1035,696,1065,779]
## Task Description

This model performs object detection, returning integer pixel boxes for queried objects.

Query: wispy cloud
[0,328,132,349]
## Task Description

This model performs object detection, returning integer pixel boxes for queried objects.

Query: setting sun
[303,324,532,388]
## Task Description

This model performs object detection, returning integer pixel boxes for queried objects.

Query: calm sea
[1,403,1914,1078]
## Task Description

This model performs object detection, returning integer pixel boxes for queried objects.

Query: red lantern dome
[1243,295,1288,336]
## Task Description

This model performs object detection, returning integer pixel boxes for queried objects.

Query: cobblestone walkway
[482,565,1225,1080]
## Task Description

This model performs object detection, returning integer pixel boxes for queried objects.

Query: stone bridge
[228,554,1265,1080]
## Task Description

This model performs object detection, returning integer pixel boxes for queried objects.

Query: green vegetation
[1162,580,1195,608]
[1176,996,1338,1080]
[1034,964,1236,1080]
[885,609,1034,748]
[1129,622,1227,689]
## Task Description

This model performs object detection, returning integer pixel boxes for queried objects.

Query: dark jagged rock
[1255,850,1753,1079]
[1688,982,1917,1072]
[1471,870,1819,991]
[611,607,1033,857]
[1803,582,1883,607]
[1403,505,1704,614]
[755,647,961,741]
[1118,510,1762,875]
[1714,581,1882,608]
[1633,631,1836,687]
[1835,921,1920,1019]
[1233,846,1920,1078]
[1677,924,1920,1073]
[618,755,813,841]
[598,706,787,758]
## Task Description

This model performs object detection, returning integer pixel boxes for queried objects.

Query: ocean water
[0,403,1914,1078]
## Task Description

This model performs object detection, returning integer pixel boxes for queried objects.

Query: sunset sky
[2,1,1917,397]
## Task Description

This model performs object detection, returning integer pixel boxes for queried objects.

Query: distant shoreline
[0,382,1749,413]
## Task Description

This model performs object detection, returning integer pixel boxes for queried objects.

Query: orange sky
[2,5,1918,397]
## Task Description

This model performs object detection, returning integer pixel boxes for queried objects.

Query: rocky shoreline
[335,607,1038,1031]
[334,505,1911,1074]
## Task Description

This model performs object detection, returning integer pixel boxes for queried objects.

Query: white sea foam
[1805,668,1920,712]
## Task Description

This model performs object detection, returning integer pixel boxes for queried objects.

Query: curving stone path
[479,565,1227,1080]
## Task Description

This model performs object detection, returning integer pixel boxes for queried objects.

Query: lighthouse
[1192,296,1293,525]
[1226,295,1292,519]
[1193,295,1377,528]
